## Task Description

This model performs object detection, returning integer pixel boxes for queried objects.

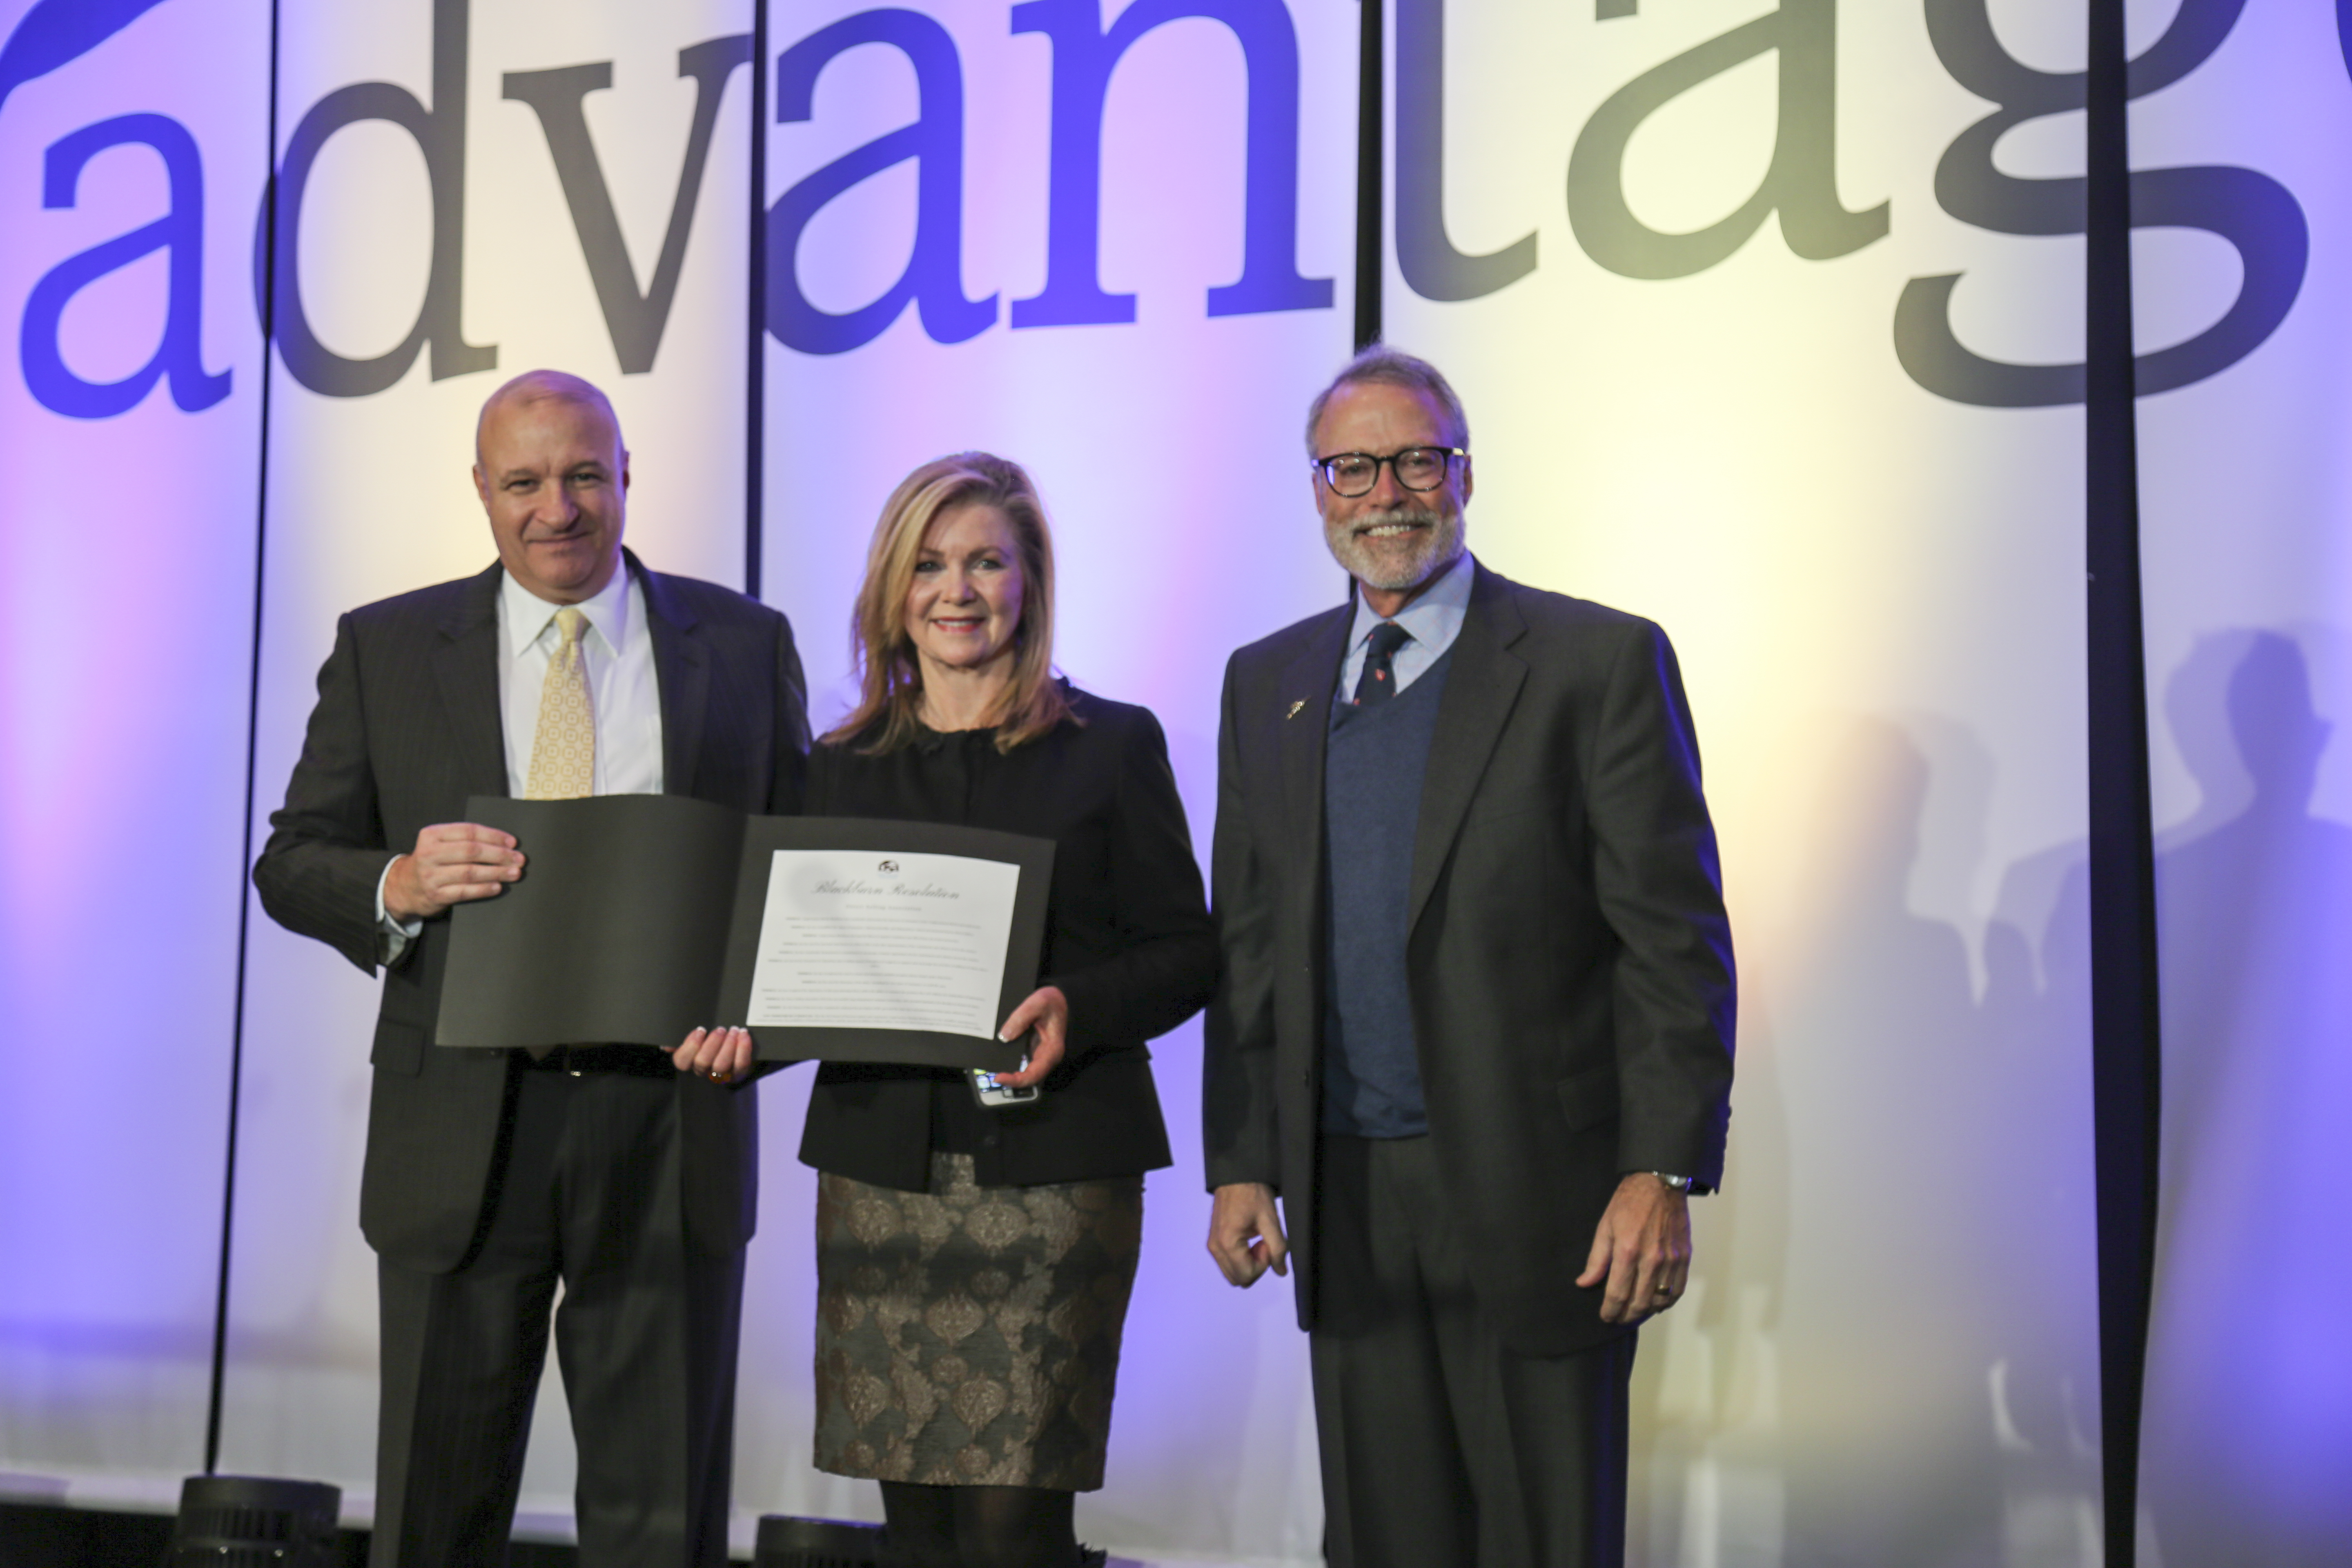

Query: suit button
[981,1132,1000,1149]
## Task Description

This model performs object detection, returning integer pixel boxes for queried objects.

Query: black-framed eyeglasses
[1312,446,1467,498]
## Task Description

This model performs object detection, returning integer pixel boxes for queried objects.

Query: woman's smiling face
[905,503,1026,679]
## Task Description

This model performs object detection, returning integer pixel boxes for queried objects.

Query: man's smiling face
[1311,379,1471,601]
[473,381,630,605]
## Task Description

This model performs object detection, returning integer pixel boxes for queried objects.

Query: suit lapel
[1276,604,1353,878]
[433,563,510,797]
[638,554,709,798]
[1408,563,1527,935]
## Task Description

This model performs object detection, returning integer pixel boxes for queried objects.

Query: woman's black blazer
[796,688,1217,1190]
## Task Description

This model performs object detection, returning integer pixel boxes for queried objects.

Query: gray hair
[1303,343,1470,458]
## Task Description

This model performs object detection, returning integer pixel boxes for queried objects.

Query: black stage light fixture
[168,1475,341,1567]
[753,1513,884,1568]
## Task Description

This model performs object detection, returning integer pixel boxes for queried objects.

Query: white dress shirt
[376,563,666,960]
[495,563,664,798]
[1335,548,1476,699]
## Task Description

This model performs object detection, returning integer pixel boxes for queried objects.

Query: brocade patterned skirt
[812,1152,1143,1491]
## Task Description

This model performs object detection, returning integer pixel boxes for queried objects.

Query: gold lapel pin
[1285,699,1306,720]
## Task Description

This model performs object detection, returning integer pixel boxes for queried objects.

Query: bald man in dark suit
[254,371,806,1567]
[1203,347,1735,1568]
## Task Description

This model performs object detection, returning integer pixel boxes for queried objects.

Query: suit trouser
[1310,1134,1635,1568]
[373,1059,744,1568]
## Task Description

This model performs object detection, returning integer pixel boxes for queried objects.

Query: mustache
[1343,503,1445,535]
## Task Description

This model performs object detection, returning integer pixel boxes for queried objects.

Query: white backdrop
[2128,3,2352,1565]
[1382,1,2105,1561]
[0,0,266,1506]
[746,2,1357,1560]
[215,0,757,1528]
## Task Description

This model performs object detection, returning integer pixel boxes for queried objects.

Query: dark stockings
[878,1481,1079,1568]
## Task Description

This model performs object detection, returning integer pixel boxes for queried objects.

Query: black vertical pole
[1352,0,1383,350]
[2084,2,2162,1563]
[209,0,287,1479]
[745,0,769,599]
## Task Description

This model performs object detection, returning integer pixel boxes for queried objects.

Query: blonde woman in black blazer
[681,452,1214,1568]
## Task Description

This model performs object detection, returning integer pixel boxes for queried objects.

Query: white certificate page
[745,849,1023,1038]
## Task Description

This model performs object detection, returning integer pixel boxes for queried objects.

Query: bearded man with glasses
[1202,345,1737,1568]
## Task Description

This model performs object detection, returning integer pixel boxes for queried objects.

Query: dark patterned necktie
[1352,621,1412,706]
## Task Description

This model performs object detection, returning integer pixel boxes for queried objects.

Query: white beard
[1323,500,1466,593]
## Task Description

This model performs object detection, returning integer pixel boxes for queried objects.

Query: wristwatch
[1648,1172,1694,1193]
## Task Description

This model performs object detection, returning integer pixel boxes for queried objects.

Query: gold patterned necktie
[526,606,596,799]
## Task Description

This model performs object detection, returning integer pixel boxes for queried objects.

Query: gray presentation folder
[434,794,1050,1072]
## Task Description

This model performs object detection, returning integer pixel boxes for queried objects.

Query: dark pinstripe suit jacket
[254,552,808,1274]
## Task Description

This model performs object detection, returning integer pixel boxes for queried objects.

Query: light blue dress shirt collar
[1336,549,1476,700]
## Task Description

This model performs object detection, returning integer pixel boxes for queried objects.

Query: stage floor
[0,1499,1262,1568]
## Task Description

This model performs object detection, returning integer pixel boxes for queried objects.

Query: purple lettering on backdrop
[20,114,228,418]
[766,9,995,356]
[1009,0,1330,326]
[1897,0,2304,408]
[0,0,173,118]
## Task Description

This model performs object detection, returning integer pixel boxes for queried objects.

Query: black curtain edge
[746,0,768,600]
[2084,2,2163,1564]
[206,0,287,1480]
[1352,0,1383,351]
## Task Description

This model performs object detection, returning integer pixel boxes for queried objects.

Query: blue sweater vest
[1320,646,1454,1136]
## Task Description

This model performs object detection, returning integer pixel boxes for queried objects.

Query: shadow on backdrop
[1775,720,1999,1568]
[1651,719,2101,1567]
[2136,630,2352,1568]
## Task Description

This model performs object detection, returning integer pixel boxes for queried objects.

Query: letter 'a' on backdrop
[0,0,267,1502]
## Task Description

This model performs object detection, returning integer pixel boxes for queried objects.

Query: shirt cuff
[375,858,424,966]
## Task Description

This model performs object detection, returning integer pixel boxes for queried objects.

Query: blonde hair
[827,452,1076,754]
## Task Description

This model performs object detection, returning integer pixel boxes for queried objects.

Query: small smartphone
[968,1041,1040,1109]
